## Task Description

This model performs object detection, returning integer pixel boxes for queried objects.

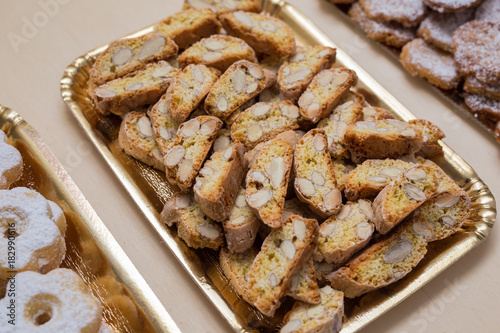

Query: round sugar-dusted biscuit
[359,0,428,28]
[475,0,500,21]
[453,20,500,85]
[423,0,483,13]
[0,130,23,189]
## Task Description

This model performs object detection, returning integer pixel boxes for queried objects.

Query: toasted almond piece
[285,68,312,84]
[336,121,349,138]
[176,194,191,208]
[233,11,254,27]
[281,320,301,333]
[300,91,314,107]
[320,223,336,237]
[231,215,246,226]
[331,72,349,86]
[269,272,278,287]
[306,102,321,119]
[217,95,229,112]
[311,171,325,186]
[387,119,407,130]
[280,239,296,259]
[95,87,116,98]
[181,119,201,137]
[404,183,426,201]
[412,220,433,239]
[213,135,231,152]
[313,133,326,152]
[137,116,154,138]
[383,241,413,263]
[337,205,351,220]
[293,218,306,241]
[368,175,389,186]
[112,47,133,66]
[400,128,416,137]
[152,64,174,78]
[194,178,203,191]
[192,67,205,83]
[435,193,460,208]
[269,157,285,189]
[251,170,267,183]
[200,119,218,136]
[197,225,220,239]
[296,178,316,197]
[324,190,342,211]
[247,189,273,208]
[248,65,264,80]
[246,82,259,94]
[306,304,324,318]
[252,104,272,117]
[356,222,372,240]
[235,193,247,208]
[440,215,457,228]
[165,146,185,166]
[222,145,234,160]
[405,167,427,181]
[178,159,193,182]
[380,167,402,178]
[126,82,144,91]
[280,103,299,119]
[199,166,214,177]
[356,120,376,129]
[260,20,277,32]
[317,70,334,86]
[358,200,374,220]
[232,69,246,92]
[138,35,165,60]
[247,123,263,142]
[204,39,226,51]
[202,51,223,62]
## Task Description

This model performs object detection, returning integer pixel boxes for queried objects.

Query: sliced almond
[199,166,214,177]
[312,134,326,152]
[175,194,191,209]
[311,171,325,186]
[165,146,185,167]
[404,183,427,201]
[200,119,218,136]
[368,175,389,186]
[181,119,201,137]
[306,304,324,318]
[387,119,407,130]
[331,72,349,86]
[320,222,336,237]
[281,320,301,333]
[306,102,321,119]
[393,269,406,280]
[201,51,223,62]
[440,215,457,228]
[152,64,173,78]
[290,53,306,62]
[222,145,234,160]
[216,95,229,112]
[295,178,316,197]
[293,218,306,241]
[151,148,163,162]
[247,189,272,208]
[138,35,165,60]
[112,47,133,66]
[384,240,413,263]
[400,128,416,137]
[231,215,246,226]
[317,70,334,86]
[317,49,331,58]
[222,0,237,9]
[285,68,312,84]
[192,67,205,83]
[283,209,298,221]
[356,121,376,129]
[434,193,460,208]
[232,69,246,92]
[380,167,402,178]
[252,104,271,117]
[197,225,220,239]
[324,190,341,211]
[213,135,230,152]
[337,205,351,220]
[178,159,193,182]
[204,39,226,51]
[126,82,143,91]
[250,170,267,184]
[299,91,314,106]
[376,127,389,133]
[281,66,291,76]
[247,123,263,142]
[137,116,154,138]
[194,178,203,191]
[246,82,259,94]
[178,79,191,89]
[233,11,254,27]
[405,167,427,181]
[94,87,116,98]
[280,239,296,259]
[235,193,247,208]
[358,200,374,220]
[412,220,433,239]
[186,0,215,10]
[290,275,299,292]
[280,104,299,119]
[336,121,348,138]
[356,222,373,240]
[157,101,169,114]
[269,272,278,287]
[269,157,285,189]
[248,65,264,80]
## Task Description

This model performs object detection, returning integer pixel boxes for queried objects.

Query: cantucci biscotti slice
[408,119,445,157]
[183,0,262,14]
[147,94,182,155]
[317,98,363,160]
[117,111,165,171]
[93,61,179,116]
[314,200,375,264]
[178,35,257,72]
[230,101,302,149]
[326,217,431,298]
[205,60,276,120]
[280,286,344,333]
[278,46,337,101]
[219,11,296,58]
[344,119,424,163]
[245,138,293,228]
[194,142,247,221]
[164,64,221,122]
[161,193,224,249]
[90,31,179,86]
[361,105,395,121]
[222,188,260,253]
[164,116,222,192]
[373,165,439,234]
[293,129,342,219]
[343,159,416,201]
[331,158,355,193]
[245,129,305,168]
[298,68,357,124]
[247,216,319,316]
[212,127,234,153]
[154,9,221,49]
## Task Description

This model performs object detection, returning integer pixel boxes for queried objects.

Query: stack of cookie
[89,3,472,331]
[329,0,500,143]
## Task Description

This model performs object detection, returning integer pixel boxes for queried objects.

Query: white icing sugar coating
[360,0,427,26]
[475,0,500,20]
[0,130,23,189]
[0,187,65,279]
[0,268,102,332]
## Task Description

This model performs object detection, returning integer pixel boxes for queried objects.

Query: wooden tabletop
[0,1,498,332]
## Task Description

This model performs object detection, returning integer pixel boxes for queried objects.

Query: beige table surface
[0,1,498,332]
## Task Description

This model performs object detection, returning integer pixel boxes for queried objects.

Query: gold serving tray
[326,1,499,141]
[60,1,496,332]
[0,105,181,333]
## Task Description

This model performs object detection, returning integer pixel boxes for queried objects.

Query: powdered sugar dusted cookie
[417,9,475,53]
[154,9,221,49]
[0,130,23,189]
[219,11,296,57]
[278,46,336,101]
[475,0,500,20]
[400,38,462,90]
[90,32,178,86]
[183,0,261,15]
[453,20,500,85]
[178,35,257,72]
[359,0,428,28]
[348,2,416,48]
[464,75,500,101]
[423,0,483,13]
[464,93,500,124]
[298,68,357,124]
